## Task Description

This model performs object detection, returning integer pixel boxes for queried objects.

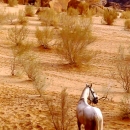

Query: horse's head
[87,84,98,104]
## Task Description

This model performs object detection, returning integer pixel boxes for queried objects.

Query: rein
[88,86,98,104]
[88,86,95,100]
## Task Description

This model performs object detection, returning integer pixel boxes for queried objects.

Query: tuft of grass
[35,27,54,49]
[124,19,130,30]
[8,0,18,7]
[102,9,118,25]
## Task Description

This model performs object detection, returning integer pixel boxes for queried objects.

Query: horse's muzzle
[93,97,98,104]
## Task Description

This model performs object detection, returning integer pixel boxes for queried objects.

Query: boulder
[49,0,62,12]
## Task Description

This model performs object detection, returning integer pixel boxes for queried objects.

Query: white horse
[76,84,103,130]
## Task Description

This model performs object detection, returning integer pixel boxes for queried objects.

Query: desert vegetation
[119,94,130,120]
[35,26,54,49]
[8,0,18,7]
[0,1,130,130]
[102,8,118,25]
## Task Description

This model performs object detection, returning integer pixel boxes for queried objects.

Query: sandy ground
[0,3,130,130]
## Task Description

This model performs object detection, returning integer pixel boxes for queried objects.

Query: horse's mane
[79,85,88,99]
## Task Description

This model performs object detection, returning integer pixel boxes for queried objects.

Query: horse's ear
[86,83,92,87]
[86,84,89,87]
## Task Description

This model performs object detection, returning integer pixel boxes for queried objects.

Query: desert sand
[0,3,130,130]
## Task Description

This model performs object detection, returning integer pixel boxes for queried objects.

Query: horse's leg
[77,120,81,130]
[99,118,103,130]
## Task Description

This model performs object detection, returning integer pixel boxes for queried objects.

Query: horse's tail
[93,107,103,130]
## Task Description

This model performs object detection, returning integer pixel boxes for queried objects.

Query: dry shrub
[78,2,89,15]
[8,0,18,7]
[18,9,28,25]
[124,19,130,30]
[7,25,29,46]
[67,7,79,16]
[38,8,59,27]
[88,0,100,5]
[57,16,95,67]
[25,5,35,17]
[102,9,118,25]
[6,12,17,25]
[114,47,130,93]
[7,26,29,75]
[35,27,54,49]
[0,8,7,24]
[33,74,48,97]
[116,61,130,93]
[44,88,75,130]
[11,43,32,76]
[84,8,94,18]
[121,11,130,19]
[119,94,130,120]
[19,51,41,81]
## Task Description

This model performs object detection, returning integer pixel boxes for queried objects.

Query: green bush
[102,9,118,25]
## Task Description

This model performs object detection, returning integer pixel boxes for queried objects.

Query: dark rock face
[28,0,35,5]
[27,0,52,7]
[41,0,52,7]
[107,0,130,5]
[106,0,128,4]
[67,0,81,10]
[105,0,130,10]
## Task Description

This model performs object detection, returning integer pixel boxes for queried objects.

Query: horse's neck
[80,87,89,105]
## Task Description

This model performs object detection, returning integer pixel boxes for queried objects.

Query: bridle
[88,85,98,104]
